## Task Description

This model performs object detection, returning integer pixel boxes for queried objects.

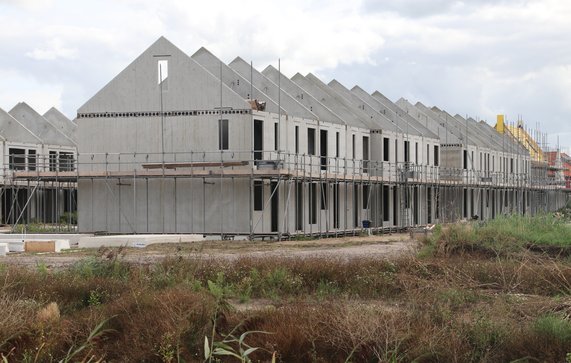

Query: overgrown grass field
[1,212,571,362]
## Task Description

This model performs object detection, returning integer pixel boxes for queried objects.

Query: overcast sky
[0,0,570,150]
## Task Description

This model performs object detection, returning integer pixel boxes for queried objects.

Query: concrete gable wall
[229,58,317,120]
[190,48,283,114]
[262,66,346,126]
[9,103,75,147]
[368,90,440,140]
[44,107,77,141]
[78,37,250,115]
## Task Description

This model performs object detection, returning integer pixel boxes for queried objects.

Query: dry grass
[1,236,571,362]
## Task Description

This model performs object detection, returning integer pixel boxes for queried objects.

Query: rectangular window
[274,123,278,150]
[415,142,418,164]
[254,181,263,211]
[393,187,398,226]
[321,182,327,210]
[49,151,58,172]
[308,128,316,155]
[295,182,303,230]
[395,140,398,163]
[59,152,75,172]
[413,186,419,224]
[28,149,36,171]
[295,126,299,154]
[218,119,228,150]
[362,136,369,172]
[254,120,263,160]
[310,183,317,224]
[510,158,514,173]
[463,150,468,170]
[434,145,439,166]
[363,185,370,209]
[352,134,356,159]
[427,187,432,224]
[426,144,430,165]
[157,60,168,91]
[404,140,410,163]
[383,137,390,162]
[436,187,440,219]
[157,60,168,84]
[333,183,339,228]
[354,184,359,227]
[320,130,328,171]
[362,136,369,159]
[463,189,468,218]
[8,148,25,170]
[335,132,340,157]
[383,185,390,222]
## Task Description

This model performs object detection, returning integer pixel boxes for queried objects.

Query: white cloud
[0,0,54,10]
[0,0,569,147]
[26,38,78,60]
[0,69,62,113]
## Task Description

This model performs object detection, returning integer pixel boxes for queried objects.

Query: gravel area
[1,233,420,269]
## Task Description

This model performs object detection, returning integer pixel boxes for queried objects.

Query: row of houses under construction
[7,37,569,237]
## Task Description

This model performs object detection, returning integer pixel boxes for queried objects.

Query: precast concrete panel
[78,37,250,115]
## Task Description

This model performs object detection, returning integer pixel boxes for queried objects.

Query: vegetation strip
[1,210,571,362]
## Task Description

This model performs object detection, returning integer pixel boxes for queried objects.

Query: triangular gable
[359,88,438,139]
[396,98,460,144]
[228,57,317,120]
[0,107,42,144]
[78,37,250,115]
[470,117,527,154]
[9,102,75,147]
[450,113,495,149]
[44,107,77,141]
[328,80,408,135]
[190,47,284,114]
[422,104,474,146]
[411,101,462,145]
[262,65,345,126]
[292,73,373,130]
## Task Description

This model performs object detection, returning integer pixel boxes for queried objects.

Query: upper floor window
[218,119,229,150]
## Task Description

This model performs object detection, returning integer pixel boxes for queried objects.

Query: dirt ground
[1,233,420,269]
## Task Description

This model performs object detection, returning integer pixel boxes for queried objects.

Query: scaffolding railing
[3,149,567,190]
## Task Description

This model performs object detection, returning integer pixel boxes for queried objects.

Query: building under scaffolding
[9,36,569,237]
[0,103,77,226]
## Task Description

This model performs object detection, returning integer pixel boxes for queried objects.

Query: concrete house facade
[0,104,77,225]
[73,37,568,236]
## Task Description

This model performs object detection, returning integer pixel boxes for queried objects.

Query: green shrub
[59,211,78,225]
[467,315,507,361]
[423,214,571,257]
[533,314,571,345]
[70,257,130,280]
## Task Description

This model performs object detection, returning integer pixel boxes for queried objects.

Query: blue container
[362,220,371,228]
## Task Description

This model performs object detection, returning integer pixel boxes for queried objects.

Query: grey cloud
[361,0,526,18]
[0,0,568,149]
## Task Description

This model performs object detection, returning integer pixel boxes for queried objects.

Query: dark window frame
[307,128,316,155]
[218,119,229,150]
[254,181,263,211]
